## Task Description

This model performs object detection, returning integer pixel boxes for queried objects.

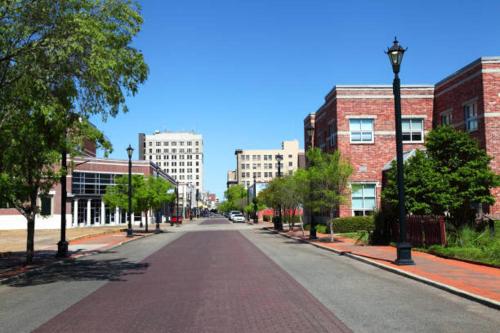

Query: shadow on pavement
[3,256,149,287]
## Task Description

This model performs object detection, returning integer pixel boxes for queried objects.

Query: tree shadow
[3,254,149,287]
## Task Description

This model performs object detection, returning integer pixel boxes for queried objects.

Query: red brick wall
[435,60,500,214]
[313,86,434,217]
[481,62,500,214]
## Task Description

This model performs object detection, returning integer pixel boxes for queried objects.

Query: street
[0,217,498,333]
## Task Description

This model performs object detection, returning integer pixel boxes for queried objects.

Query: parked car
[171,216,183,224]
[232,214,246,223]
[228,211,241,221]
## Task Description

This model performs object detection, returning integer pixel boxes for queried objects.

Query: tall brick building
[305,57,500,217]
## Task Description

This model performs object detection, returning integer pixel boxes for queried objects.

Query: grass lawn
[336,231,370,244]
[425,221,500,267]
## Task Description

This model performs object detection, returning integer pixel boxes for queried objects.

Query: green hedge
[310,216,374,234]
[331,216,374,233]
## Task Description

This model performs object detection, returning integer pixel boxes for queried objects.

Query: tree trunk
[329,210,334,243]
[26,192,38,264]
[144,210,148,232]
[299,213,305,238]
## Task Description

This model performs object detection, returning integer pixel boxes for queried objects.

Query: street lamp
[275,154,283,231]
[126,144,134,237]
[57,113,82,258]
[306,124,317,240]
[253,173,258,224]
[386,38,414,265]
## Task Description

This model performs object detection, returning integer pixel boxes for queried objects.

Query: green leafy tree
[142,176,175,231]
[0,0,148,263]
[382,126,499,229]
[104,175,175,232]
[223,184,247,212]
[306,148,353,242]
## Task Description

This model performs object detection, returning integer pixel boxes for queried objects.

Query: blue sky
[92,0,500,199]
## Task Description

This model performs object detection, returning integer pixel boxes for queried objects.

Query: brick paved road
[199,217,232,225]
[34,228,350,333]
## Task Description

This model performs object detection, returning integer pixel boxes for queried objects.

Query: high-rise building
[138,130,204,193]
[233,140,304,188]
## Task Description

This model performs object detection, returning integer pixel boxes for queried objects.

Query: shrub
[283,215,301,224]
[315,224,328,234]
[370,210,394,245]
[263,215,271,222]
[330,216,374,233]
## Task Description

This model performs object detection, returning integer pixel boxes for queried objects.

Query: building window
[351,184,376,216]
[464,102,478,132]
[440,112,452,126]
[402,118,423,142]
[288,162,293,167]
[40,195,52,216]
[349,119,374,143]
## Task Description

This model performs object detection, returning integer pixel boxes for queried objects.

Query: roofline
[435,56,500,87]
[325,84,434,101]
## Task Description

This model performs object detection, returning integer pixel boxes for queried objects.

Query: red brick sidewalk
[263,223,500,307]
[0,230,151,281]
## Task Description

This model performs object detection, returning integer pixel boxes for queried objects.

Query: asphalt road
[0,217,498,333]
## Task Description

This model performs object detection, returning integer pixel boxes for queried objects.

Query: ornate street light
[386,38,414,265]
[305,124,317,240]
[126,144,134,237]
[253,173,258,224]
[57,113,82,258]
[275,154,283,231]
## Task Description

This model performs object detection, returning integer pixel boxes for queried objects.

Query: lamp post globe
[386,37,406,74]
[126,144,134,237]
[386,38,414,265]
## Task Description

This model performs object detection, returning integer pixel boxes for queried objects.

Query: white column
[100,200,105,225]
[73,199,79,226]
[115,207,120,225]
[86,199,91,226]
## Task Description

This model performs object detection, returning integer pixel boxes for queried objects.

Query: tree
[0,0,148,263]
[223,184,247,212]
[306,148,353,242]
[142,176,175,231]
[103,175,175,232]
[382,126,499,229]
[382,150,451,215]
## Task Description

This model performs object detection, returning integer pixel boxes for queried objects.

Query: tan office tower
[139,130,203,194]
[234,140,304,188]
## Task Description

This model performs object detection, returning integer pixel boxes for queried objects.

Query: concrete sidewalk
[0,228,155,282]
[263,223,500,309]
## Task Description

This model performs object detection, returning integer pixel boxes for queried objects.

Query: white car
[228,211,241,220]
[232,214,246,223]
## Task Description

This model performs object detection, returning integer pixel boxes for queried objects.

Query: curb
[0,231,157,285]
[263,227,500,310]
[68,228,127,243]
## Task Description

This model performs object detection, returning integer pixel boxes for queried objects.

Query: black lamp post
[56,141,69,257]
[126,144,134,237]
[176,186,180,224]
[275,154,283,231]
[57,113,81,258]
[253,173,258,224]
[306,125,317,240]
[386,38,414,265]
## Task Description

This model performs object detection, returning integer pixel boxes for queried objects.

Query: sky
[92,0,500,199]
